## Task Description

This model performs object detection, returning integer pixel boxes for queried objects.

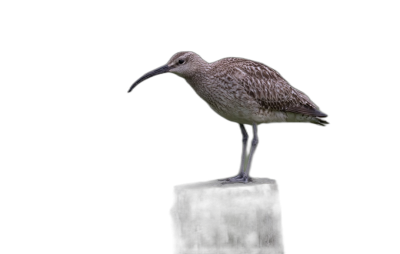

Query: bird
[128,51,328,184]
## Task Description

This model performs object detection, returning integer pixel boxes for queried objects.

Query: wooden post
[172,178,284,254]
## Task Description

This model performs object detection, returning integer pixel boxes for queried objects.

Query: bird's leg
[219,124,249,181]
[221,123,258,184]
[235,124,249,178]
[242,123,258,180]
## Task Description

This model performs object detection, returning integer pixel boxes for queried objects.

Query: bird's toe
[220,176,252,184]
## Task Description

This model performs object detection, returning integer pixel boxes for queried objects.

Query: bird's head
[128,51,205,93]
[167,51,204,77]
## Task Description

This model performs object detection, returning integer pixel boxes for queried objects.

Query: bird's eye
[178,59,185,64]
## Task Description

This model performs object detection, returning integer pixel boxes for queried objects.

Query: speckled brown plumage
[161,51,328,126]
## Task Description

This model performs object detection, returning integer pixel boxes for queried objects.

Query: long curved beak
[128,64,171,93]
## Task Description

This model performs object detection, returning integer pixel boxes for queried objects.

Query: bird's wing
[227,59,327,117]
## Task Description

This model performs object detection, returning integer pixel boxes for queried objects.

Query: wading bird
[128,52,328,183]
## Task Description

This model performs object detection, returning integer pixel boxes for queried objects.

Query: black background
[48,2,368,253]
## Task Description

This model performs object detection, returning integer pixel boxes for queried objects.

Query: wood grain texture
[172,179,284,254]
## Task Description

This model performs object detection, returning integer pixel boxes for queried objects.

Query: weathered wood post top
[172,178,284,254]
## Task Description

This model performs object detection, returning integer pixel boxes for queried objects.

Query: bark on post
[172,178,284,254]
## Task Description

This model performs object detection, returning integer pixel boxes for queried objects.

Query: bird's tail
[311,117,329,126]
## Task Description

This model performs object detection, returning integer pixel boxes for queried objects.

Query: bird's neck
[185,63,209,89]
[184,63,217,105]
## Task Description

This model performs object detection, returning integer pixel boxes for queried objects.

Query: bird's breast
[186,78,264,124]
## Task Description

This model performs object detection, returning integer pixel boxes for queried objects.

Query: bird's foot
[218,174,244,181]
[219,175,252,184]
